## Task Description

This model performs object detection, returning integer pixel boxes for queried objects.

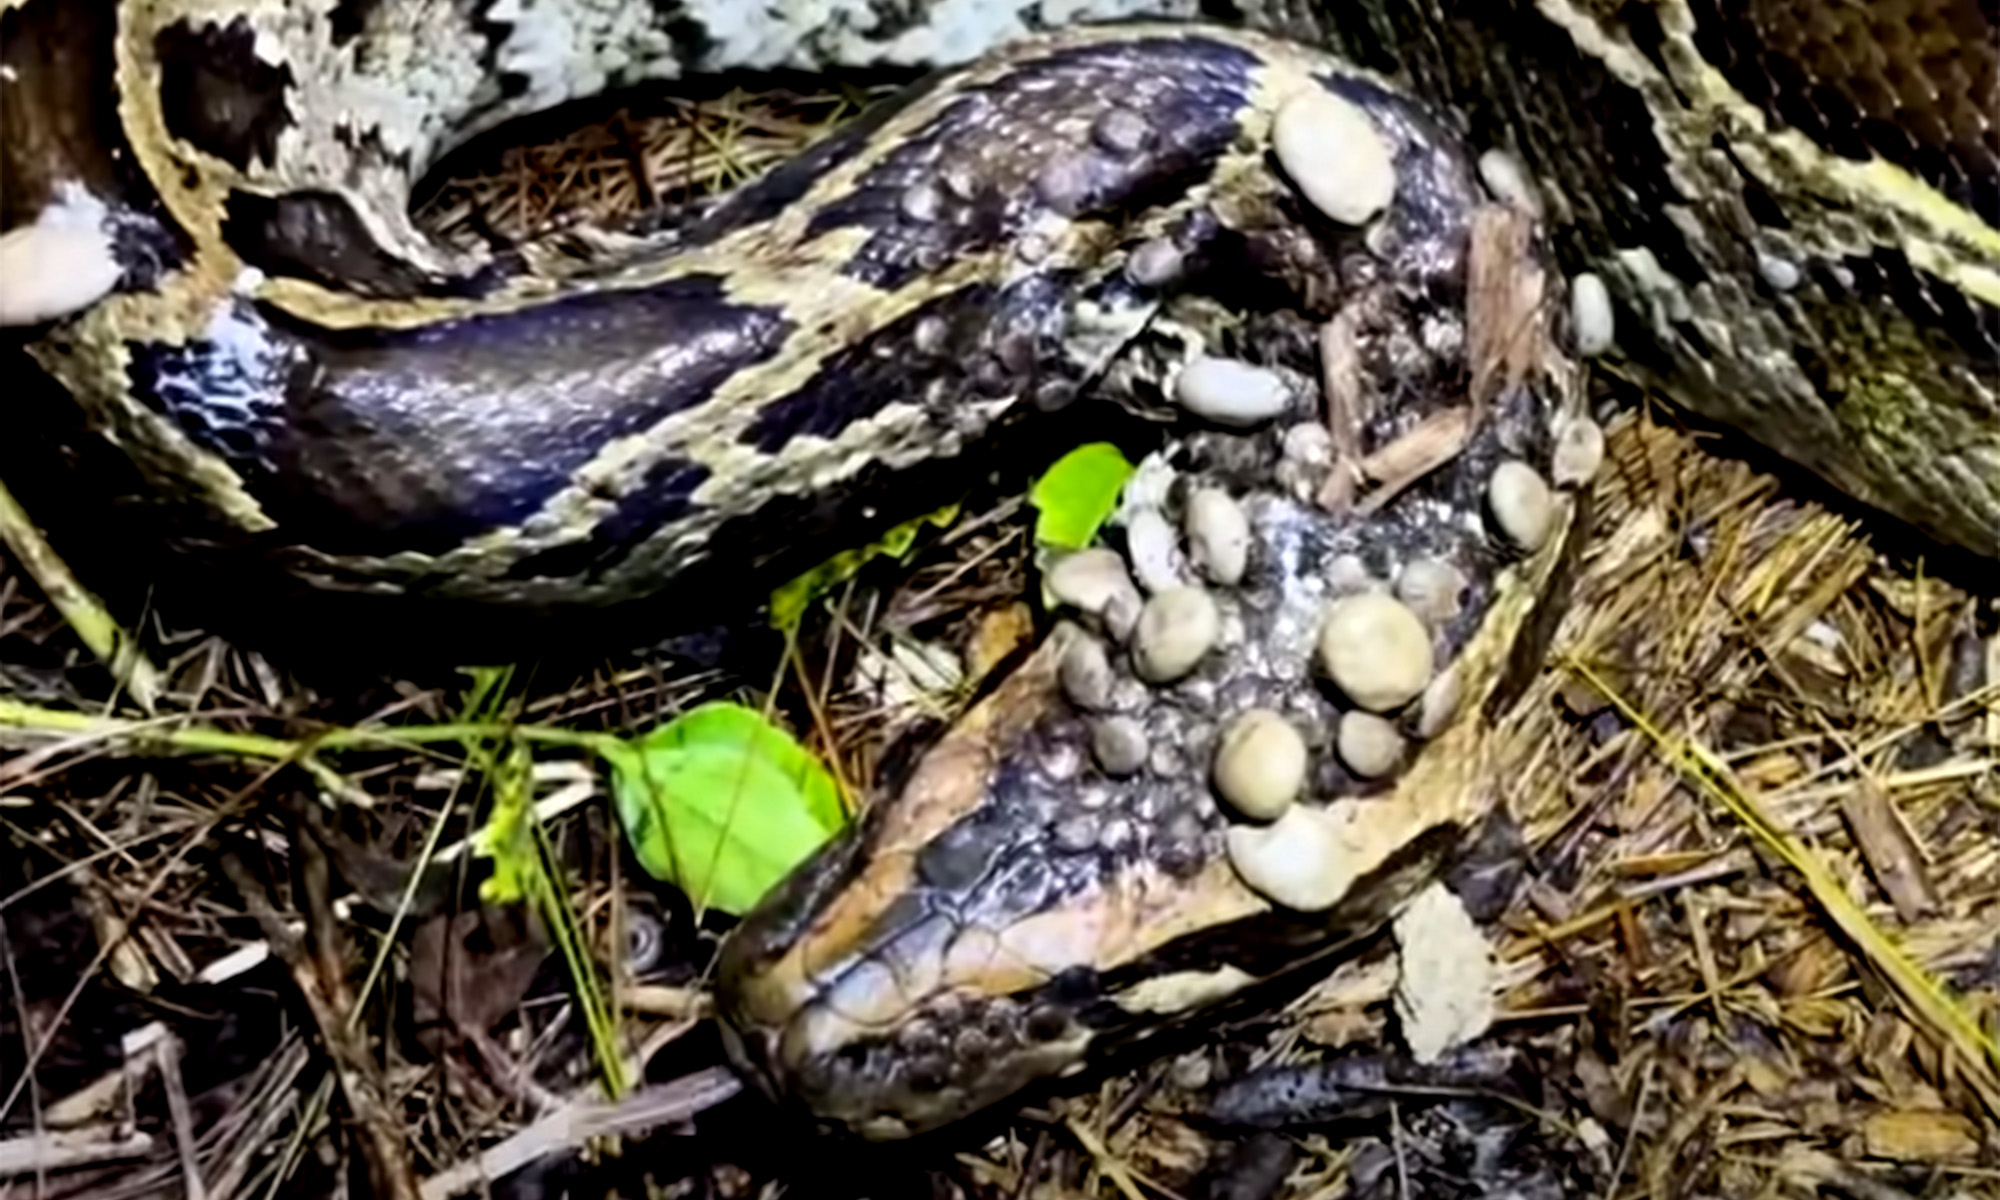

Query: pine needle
[1564,654,2000,1116]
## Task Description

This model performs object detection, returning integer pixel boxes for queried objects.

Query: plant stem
[0,698,618,764]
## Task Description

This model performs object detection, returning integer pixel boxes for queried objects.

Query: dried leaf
[1353,405,1473,514]
[1861,1108,1981,1162]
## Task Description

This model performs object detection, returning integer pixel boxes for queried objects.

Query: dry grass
[1,67,1995,1200]
[411,82,886,250]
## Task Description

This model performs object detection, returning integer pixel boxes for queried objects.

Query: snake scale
[0,0,1994,1143]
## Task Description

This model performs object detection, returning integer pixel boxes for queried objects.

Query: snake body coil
[1,0,1993,1144]
[4,1,1995,589]
[16,13,1410,611]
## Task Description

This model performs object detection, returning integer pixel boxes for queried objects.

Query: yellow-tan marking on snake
[1,0,1990,1142]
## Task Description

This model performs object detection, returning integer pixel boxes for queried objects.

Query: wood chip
[1318,306,1370,463]
[1861,1108,1982,1162]
[1350,405,1474,515]
[0,1129,156,1175]
[1466,204,1546,411]
[1838,781,1939,921]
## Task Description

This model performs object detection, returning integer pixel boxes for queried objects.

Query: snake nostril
[906,1054,951,1092]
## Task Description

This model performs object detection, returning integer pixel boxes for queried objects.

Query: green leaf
[1030,443,1134,550]
[768,504,961,633]
[455,668,538,906]
[603,702,845,915]
[472,740,538,904]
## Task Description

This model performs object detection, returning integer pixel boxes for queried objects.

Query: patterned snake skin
[2,1,1993,581]
[1283,0,1999,560]
[0,0,1991,1145]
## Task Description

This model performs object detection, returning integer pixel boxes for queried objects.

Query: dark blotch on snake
[802,36,1262,291]
[154,17,295,172]
[225,190,504,299]
[740,282,1002,452]
[264,274,791,552]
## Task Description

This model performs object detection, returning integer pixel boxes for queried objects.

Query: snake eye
[1026,1005,1068,1042]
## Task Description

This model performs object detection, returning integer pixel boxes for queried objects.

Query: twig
[219,849,423,1200]
[0,1128,155,1176]
[0,474,163,710]
[156,1031,209,1200]
[417,1069,743,1200]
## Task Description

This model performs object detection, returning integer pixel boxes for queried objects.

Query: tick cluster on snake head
[722,75,1610,1138]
